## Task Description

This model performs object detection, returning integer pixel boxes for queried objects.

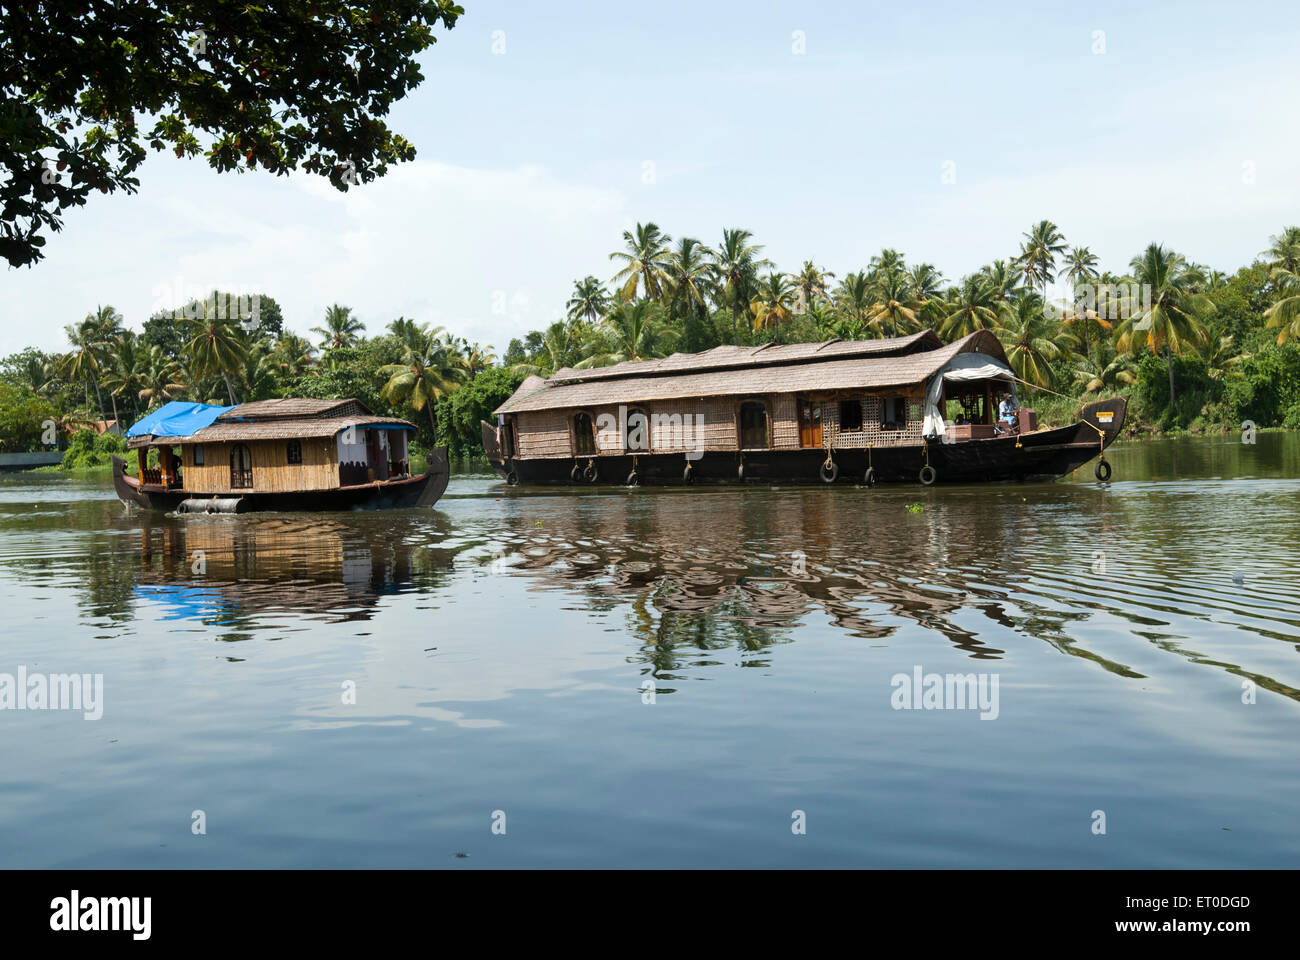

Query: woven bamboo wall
[822,394,925,448]
[510,390,926,458]
[772,395,799,449]
[182,438,340,493]
[516,402,746,459]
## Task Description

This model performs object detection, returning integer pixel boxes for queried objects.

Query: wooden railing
[140,467,183,488]
[230,467,253,489]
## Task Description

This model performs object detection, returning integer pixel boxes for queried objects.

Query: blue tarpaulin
[124,401,235,439]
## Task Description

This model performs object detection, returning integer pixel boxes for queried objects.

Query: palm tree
[268,333,317,378]
[238,339,278,402]
[750,273,797,331]
[311,304,364,350]
[1197,327,1244,380]
[1115,243,1213,407]
[1062,246,1100,287]
[865,270,920,338]
[806,303,842,340]
[1262,227,1300,344]
[833,271,873,334]
[907,262,946,327]
[1015,220,1068,300]
[99,331,148,424]
[665,237,716,318]
[137,346,187,408]
[185,319,248,404]
[609,222,673,302]
[980,259,1022,304]
[457,340,497,378]
[575,300,672,368]
[1060,245,1101,351]
[1059,299,1114,368]
[511,320,578,377]
[995,293,1063,388]
[387,316,421,343]
[792,260,835,314]
[712,228,771,342]
[1073,355,1138,394]
[941,275,1001,340]
[377,327,467,441]
[1262,226,1300,275]
[566,276,612,325]
[1264,273,1300,344]
[60,313,113,423]
[868,248,906,278]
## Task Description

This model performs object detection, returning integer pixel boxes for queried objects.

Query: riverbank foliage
[60,429,128,470]
[4,221,1300,458]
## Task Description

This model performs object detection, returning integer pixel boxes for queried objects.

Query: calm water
[1,434,1298,867]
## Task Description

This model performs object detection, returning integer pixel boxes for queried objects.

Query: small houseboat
[113,398,449,512]
[482,329,1125,486]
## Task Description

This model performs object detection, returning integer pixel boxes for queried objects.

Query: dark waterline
[1,434,1298,867]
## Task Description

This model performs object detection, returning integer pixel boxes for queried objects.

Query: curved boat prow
[111,455,147,509]
[1079,396,1127,449]
[416,446,451,507]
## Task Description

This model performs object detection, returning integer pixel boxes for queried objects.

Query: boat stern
[480,419,510,478]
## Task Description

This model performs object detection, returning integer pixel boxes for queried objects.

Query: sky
[4,0,1300,358]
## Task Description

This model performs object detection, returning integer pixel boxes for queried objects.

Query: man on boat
[997,392,1018,434]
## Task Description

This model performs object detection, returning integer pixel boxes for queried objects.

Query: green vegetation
[59,429,127,471]
[7,221,1300,467]
[2,297,503,463]
[0,382,57,453]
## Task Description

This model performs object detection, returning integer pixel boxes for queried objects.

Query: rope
[1010,374,1106,453]
[1007,374,1076,403]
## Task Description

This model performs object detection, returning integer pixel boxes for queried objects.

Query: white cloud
[0,157,626,357]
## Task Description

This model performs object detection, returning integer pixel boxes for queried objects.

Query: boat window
[286,439,302,465]
[230,444,253,488]
[193,445,204,466]
[839,400,863,432]
[740,401,769,449]
[881,397,907,430]
[625,407,650,452]
[501,420,516,458]
[573,412,597,455]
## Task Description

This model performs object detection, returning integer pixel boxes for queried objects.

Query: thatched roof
[127,409,414,449]
[548,329,940,384]
[495,330,1008,415]
[217,398,372,421]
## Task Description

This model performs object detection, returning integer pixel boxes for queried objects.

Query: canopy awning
[923,353,1016,440]
[125,402,235,440]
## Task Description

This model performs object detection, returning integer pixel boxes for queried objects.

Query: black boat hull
[112,448,451,511]
[487,398,1126,486]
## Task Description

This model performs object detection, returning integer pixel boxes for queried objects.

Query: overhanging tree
[1,0,464,266]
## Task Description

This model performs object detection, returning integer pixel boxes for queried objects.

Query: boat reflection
[132,512,457,624]
[473,485,1300,698]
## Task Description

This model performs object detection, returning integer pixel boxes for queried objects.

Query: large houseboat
[482,329,1126,486]
[113,398,449,512]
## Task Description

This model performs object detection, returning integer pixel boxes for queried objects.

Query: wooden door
[799,400,823,448]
